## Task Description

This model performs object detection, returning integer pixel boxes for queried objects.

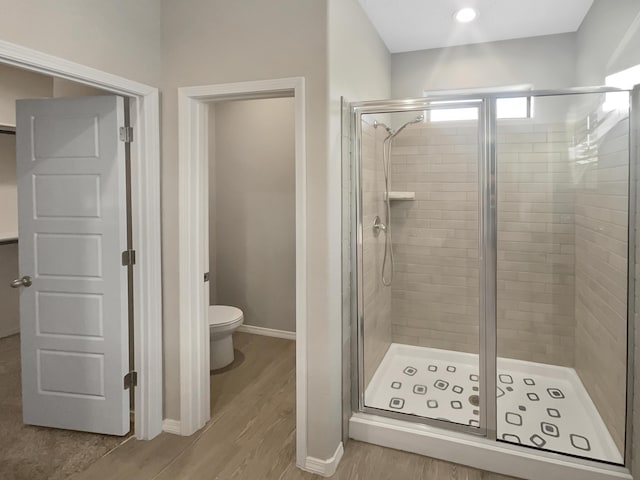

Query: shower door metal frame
[349,85,637,469]
[350,97,490,438]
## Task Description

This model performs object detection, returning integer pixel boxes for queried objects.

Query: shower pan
[346,87,637,479]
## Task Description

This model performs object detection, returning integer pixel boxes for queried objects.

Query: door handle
[10,275,32,288]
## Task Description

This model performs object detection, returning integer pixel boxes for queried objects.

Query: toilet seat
[209,305,243,327]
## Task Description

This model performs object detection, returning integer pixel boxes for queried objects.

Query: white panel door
[15,96,129,435]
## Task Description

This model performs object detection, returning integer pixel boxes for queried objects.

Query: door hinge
[119,126,133,143]
[124,371,138,390]
[122,249,136,266]
[204,272,210,282]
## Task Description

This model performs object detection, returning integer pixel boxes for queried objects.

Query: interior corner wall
[160,0,337,459]
[390,33,577,98]
[575,0,640,86]
[209,98,296,334]
[328,0,391,445]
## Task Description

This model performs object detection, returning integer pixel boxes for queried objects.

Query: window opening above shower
[424,84,534,121]
[428,96,532,121]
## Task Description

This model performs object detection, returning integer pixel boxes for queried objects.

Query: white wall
[576,0,640,86]
[391,33,576,98]
[209,98,296,333]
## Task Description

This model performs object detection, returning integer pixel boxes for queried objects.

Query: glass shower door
[356,102,485,432]
[494,91,631,464]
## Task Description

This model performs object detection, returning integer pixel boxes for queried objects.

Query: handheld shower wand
[375,114,423,286]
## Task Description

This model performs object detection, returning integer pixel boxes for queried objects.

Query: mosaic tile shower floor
[365,344,622,464]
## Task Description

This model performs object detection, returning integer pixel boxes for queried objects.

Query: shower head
[389,114,424,139]
[373,119,392,134]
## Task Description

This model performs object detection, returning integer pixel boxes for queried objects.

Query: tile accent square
[499,374,514,384]
[391,381,401,389]
[502,433,521,443]
[541,422,560,438]
[570,434,591,452]
[403,366,417,376]
[547,388,565,399]
[547,408,561,418]
[413,384,427,395]
[389,398,405,410]
[530,434,547,448]
[434,379,449,391]
[506,412,523,426]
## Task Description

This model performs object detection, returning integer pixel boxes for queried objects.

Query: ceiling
[357,0,594,53]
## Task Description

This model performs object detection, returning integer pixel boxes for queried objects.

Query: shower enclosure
[348,87,636,471]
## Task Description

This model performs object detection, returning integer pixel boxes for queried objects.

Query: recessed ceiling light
[455,7,477,23]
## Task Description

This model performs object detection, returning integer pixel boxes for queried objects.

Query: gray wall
[160,0,337,458]
[209,98,296,333]
[328,0,391,445]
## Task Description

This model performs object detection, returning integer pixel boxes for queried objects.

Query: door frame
[177,77,307,466]
[0,40,163,440]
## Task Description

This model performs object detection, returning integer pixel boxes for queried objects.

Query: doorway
[0,41,162,443]
[177,78,308,467]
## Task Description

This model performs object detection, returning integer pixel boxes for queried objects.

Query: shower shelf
[384,191,415,201]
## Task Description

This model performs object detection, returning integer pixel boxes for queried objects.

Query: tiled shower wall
[388,121,576,367]
[361,120,392,388]
[495,123,576,366]
[574,115,629,453]
[389,123,480,353]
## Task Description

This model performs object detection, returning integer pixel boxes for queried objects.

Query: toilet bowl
[209,305,244,370]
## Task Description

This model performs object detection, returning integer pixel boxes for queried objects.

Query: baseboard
[303,442,344,477]
[0,326,19,339]
[162,418,182,435]
[237,324,296,340]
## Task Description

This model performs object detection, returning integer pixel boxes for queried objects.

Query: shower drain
[468,394,480,407]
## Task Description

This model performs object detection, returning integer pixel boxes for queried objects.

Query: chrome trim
[361,405,484,436]
[479,96,499,440]
[350,86,632,110]
[625,86,638,469]
[354,106,365,413]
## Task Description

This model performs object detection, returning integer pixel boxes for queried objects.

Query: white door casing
[16,96,130,435]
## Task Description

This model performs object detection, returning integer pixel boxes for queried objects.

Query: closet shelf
[384,191,415,201]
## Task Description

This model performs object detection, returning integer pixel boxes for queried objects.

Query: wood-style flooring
[73,333,519,480]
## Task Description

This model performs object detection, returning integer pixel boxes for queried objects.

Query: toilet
[209,305,244,370]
